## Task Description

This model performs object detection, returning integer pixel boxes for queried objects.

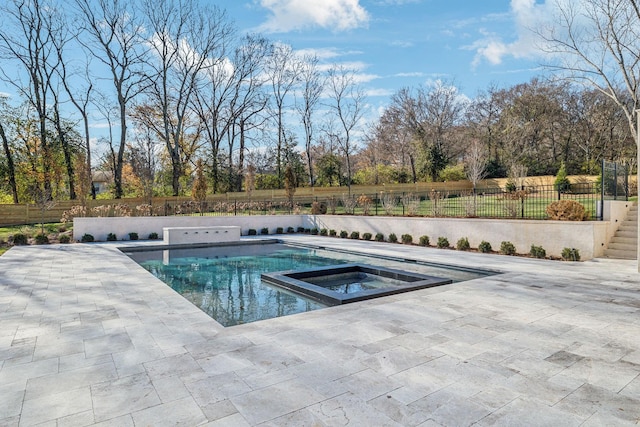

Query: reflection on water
[128,243,485,327]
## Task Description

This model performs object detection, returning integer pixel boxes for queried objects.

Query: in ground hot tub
[261,263,452,305]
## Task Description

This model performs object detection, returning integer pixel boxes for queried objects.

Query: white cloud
[390,40,414,48]
[295,47,362,60]
[257,0,369,33]
[469,0,554,67]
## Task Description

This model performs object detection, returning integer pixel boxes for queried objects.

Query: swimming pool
[125,242,490,326]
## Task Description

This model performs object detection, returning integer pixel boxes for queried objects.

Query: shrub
[340,230,348,238]
[419,235,430,246]
[11,233,28,246]
[350,231,360,239]
[311,228,319,235]
[248,229,257,236]
[546,200,588,221]
[59,234,71,244]
[530,245,546,258]
[562,247,580,261]
[478,241,492,253]
[107,233,118,241]
[287,227,295,233]
[311,201,327,215]
[128,232,139,241]
[362,232,372,241]
[304,228,311,234]
[554,162,571,192]
[81,233,94,243]
[456,237,470,251]
[375,233,384,242]
[401,234,413,244]
[437,237,449,248]
[320,228,328,236]
[58,225,67,233]
[35,234,49,245]
[388,233,398,243]
[297,227,305,233]
[500,241,516,255]
[261,227,269,235]
[329,229,337,237]
[148,232,159,240]
[276,227,284,234]
[505,180,517,192]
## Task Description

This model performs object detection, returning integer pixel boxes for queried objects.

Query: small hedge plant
[320,228,328,236]
[297,227,305,233]
[362,232,372,241]
[248,229,257,236]
[287,226,295,233]
[128,232,139,241]
[59,234,71,244]
[401,234,413,244]
[276,227,284,234]
[500,241,516,255]
[562,247,580,261]
[11,233,28,245]
[478,241,492,253]
[456,237,470,251]
[419,235,430,247]
[375,233,384,242]
[261,227,269,235]
[35,234,49,245]
[350,231,360,239]
[329,229,337,237]
[107,233,118,241]
[311,228,319,235]
[148,232,159,240]
[530,245,546,259]
[388,233,398,243]
[340,230,348,238]
[81,233,94,243]
[437,237,449,248]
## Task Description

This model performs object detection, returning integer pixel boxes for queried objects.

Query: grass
[0,223,72,257]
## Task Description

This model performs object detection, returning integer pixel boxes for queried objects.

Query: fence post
[614,163,618,199]
[234,200,237,216]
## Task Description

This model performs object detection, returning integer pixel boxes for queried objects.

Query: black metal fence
[159,182,602,220]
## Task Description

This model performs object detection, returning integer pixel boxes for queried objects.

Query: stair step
[615,231,638,239]
[610,237,638,245]
[618,225,638,232]
[608,242,638,251]
[604,249,638,260]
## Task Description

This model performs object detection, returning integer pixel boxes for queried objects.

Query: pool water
[126,243,487,327]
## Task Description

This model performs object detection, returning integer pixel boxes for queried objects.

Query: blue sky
[225,0,548,100]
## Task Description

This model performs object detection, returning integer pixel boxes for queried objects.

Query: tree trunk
[0,121,18,203]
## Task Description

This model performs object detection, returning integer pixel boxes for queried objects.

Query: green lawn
[0,223,72,256]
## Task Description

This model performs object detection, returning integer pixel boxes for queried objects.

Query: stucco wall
[74,201,630,260]
[73,215,305,242]
[304,215,607,260]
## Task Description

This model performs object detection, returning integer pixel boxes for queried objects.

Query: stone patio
[0,236,639,426]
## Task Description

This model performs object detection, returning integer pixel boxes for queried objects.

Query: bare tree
[142,0,232,196]
[0,96,18,203]
[465,138,488,190]
[296,54,323,186]
[193,34,270,193]
[265,43,303,186]
[0,0,65,200]
[75,0,149,198]
[325,65,365,193]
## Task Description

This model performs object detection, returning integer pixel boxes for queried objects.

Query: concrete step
[618,225,638,233]
[604,249,637,260]
[608,242,638,251]
[615,231,637,239]
[610,236,638,245]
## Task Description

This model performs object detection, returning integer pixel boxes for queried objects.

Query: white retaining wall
[73,201,632,260]
[73,215,305,242]
[305,215,608,260]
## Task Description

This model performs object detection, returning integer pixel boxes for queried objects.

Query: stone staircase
[605,203,638,259]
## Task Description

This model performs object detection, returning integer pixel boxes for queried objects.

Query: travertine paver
[0,237,639,426]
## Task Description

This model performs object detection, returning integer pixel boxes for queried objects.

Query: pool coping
[261,263,454,305]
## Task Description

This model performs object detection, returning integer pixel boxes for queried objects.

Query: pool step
[604,203,638,260]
